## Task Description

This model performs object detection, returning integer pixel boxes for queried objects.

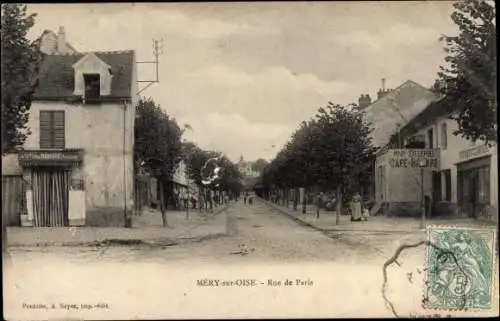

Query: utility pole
[137,38,163,95]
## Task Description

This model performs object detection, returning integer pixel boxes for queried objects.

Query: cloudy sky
[27,2,457,162]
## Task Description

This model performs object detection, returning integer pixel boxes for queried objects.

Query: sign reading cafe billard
[388,149,439,169]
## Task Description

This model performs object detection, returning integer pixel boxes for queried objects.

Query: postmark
[424,226,497,311]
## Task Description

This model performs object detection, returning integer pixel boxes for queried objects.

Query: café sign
[388,149,439,169]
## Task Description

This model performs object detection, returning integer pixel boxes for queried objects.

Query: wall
[25,100,135,226]
[376,149,436,204]
[405,114,497,221]
[1,154,22,175]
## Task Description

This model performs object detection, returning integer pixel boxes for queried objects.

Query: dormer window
[84,74,100,100]
[72,53,112,100]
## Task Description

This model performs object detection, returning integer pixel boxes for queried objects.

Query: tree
[437,0,496,142]
[1,4,43,155]
[265,102,377,222]
[251,158,269,174]
[135,97,183,227]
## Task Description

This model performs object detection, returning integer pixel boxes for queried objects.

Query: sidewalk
[6,205,230,247]
[262,198,496,233]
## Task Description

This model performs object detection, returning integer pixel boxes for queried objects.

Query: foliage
[1,4,43,154]
[251,158,269,173]
[182,141,244,193]
[134,97,183,179]
[262,102,377,199]
[437,0,496,142]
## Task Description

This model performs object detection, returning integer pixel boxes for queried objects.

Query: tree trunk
[336,185,342,225]
[316,193,320,219]
[293,187,298,211]
[301,187,307,214]
[159,180,168,227]
[285,188,289,208]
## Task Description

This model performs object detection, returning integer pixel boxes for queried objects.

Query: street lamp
[419,159,427,229]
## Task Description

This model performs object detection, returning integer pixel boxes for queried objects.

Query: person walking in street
[244,195,247,205]
[248,196,253,205]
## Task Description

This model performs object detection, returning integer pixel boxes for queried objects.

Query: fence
[2,175,26,226]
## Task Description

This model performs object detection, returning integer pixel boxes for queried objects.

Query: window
[40,111,65,149]
[443,169,451,201]
[441,123,448,149]
[83,74,100,100]
[427,128,434,149]
[405,135,426,148]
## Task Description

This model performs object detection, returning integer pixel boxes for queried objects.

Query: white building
[377,96,498,222]
[2,27,138,227]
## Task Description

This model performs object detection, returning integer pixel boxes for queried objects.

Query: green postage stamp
[424,226,497,311]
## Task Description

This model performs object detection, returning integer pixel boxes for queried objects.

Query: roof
[390,95,456,141]
[33,51,135,100]
[363,80,439,147]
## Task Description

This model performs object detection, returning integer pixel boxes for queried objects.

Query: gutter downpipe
[123,99,131,228]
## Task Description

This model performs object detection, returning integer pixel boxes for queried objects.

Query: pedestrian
[315,192,324,218]
[244,196,247,205]
[248,196,253,205]
[350,192,364,222]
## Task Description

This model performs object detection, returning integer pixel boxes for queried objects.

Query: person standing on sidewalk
[350,192,364,222]
[315,192,324,218]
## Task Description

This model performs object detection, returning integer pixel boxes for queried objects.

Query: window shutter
[52,111,65,149]
[39,110,65,149]
[39,111,53,149]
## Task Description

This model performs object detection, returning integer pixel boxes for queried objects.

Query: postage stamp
[424,226,497,311]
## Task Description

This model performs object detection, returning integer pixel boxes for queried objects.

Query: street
[4,199,462,319]
[4,199,425,265]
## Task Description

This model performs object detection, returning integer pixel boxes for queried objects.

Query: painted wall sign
[459,144,490,162]
[388,149,439,169]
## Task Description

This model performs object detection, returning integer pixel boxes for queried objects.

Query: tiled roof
[363,80,439,147]
[33,51,134,100]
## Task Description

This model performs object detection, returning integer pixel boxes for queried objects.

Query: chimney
[358,94,372,109]
[57,26,67,53]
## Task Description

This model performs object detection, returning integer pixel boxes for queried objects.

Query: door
[432,171,442,204]
[31,168,70,227]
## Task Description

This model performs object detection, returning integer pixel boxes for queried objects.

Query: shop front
[456,144,497,222]
[17,149,85,227]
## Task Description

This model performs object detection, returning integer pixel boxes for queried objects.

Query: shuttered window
[40,111,65,149]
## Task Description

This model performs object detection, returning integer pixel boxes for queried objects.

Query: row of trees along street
[134,98,244,227]
[256,0,496,224]
[258,103,377,224]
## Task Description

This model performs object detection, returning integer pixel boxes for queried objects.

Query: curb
[259,198,425,235]
[7,232,228,248]
[258,197,327,234]
[6,204,234,248]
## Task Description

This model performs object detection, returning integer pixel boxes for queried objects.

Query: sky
[26,2,458,163]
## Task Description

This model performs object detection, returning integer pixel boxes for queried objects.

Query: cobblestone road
[8,200,494,319]
[5,199,425,265]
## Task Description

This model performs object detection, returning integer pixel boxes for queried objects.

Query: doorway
[31,167,70,227]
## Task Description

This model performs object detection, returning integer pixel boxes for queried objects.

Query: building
[359,80,439,205]
[2,27,138,227]
[363,79,440,148]
[237,156,260,179]
[383,96,498,222]
[170,160,199,208]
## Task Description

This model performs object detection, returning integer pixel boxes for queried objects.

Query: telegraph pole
[137,38,163,95]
